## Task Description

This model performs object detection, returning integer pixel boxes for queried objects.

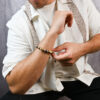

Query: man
[1,0,100,100]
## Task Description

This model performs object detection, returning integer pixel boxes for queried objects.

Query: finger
[60,60,74,66]
[52,43,67,52]
[57,52,71,61]
[67,12,73,27]
[53,52,69,61]
[59,58,71,63]
[52,52,66,58]
[61,63,73,66]
[59,59,72,65]
[65,12,73,27]
[57,51,66,56]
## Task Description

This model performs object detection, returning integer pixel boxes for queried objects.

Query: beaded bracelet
[36,46,54,54]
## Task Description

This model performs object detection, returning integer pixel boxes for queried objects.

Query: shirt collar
[29,3,39,21]
[28,0,73,21]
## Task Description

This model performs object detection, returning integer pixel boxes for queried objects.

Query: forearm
[6,31,57,94]
[81,33,100,55]
[6,10,73,94]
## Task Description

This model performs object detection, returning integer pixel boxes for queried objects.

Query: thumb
[52,51,69,60]
[52,43,67,52]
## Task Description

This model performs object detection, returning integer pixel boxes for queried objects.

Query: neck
[29,0,55,8]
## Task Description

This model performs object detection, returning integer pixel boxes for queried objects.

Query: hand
[52,42,85,66]
[49,11,73,35]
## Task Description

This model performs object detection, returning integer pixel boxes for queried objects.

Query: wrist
[38,30,58,50]
[80,42,92,56]
[47,30,58,38]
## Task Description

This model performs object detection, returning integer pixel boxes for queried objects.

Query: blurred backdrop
[0,0,100,97]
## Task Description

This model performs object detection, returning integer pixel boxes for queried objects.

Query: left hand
[52,42,85,66]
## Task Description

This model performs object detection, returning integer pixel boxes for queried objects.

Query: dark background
[0,0,100,97]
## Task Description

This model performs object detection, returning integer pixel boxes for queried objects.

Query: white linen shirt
[2,0,100,94]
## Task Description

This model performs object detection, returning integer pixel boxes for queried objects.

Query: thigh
[0,91,64,100]
[62,77,100,100]
[0,91,21,100]
[21,91,63,100]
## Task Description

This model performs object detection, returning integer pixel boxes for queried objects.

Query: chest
[30,0,90,50]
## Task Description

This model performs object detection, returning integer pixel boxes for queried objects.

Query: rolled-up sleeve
[87,0,100,38]
[2,19,32,78]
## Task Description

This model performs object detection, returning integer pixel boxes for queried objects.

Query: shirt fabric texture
[2,0,100,94]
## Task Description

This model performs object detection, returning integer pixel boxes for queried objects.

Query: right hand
[50,11,73,35]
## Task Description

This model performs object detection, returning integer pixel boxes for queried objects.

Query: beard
[33,0,49,8]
